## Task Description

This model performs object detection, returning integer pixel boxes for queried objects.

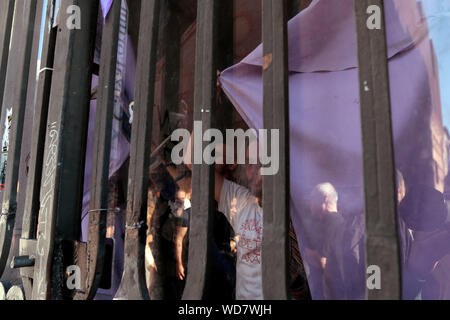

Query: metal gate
[0,0,402,300]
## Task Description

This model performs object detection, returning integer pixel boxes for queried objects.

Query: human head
[217,138,261,199]
[245,139,262,199]
[310,183,339,217]
[171,189,190,218]
[396,169,406,204]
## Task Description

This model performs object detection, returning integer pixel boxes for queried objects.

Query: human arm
[178,132,226,205]
[174,226,188,280]
[303,246,326,270]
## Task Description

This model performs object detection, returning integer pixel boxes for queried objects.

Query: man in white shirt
[213,145,263,300]
[173,135,264,300]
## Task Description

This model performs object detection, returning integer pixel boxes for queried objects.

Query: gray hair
[310,182,339,207]
[396,169,405,190]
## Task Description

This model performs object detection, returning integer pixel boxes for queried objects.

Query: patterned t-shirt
[219,179,263,300]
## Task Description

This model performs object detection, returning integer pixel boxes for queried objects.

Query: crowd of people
[299,170,450,300]
[144,138,311,300]
[143,135,450,300]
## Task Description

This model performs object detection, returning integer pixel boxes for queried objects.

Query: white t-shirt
[219,179,263,300]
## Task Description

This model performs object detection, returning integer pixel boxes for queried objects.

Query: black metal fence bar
[19,0,57,299]
[182,0,218,300]
[0,0,38,278]
[74,0,122,301]
[261,0,291,300]
[31,0,99,300]
[0,0,15,115]
[2,0,44,291]
[114,0,160,300]
[0,0,406,301]
[354,0,402,300]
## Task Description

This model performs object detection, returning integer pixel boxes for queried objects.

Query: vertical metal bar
[0,0,15,115]
[261,0,290,300]
[143,2,182,299]
[19,0,57,299]
[114,0,160,300]
[215,0,234,132]
[74,0,122,301]
[31,0,98,300]
[162,3,181,127]
[354,0,402,300]
[0,0,38,278]
[8,0,45,289]
[181,0,218,300]
[288,0,301,19]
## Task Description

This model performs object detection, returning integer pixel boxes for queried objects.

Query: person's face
[310,197,326,217]
[246,142,262,199]
[176,190,187,201]
[310,193,338,218]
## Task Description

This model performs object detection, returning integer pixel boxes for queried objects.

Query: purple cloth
[220,0,447,299]
[100,0,114,19]
[82,2,133,299]
[81,37,135,300]
[81,36,135,242]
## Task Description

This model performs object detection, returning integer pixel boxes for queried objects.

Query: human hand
[230,238,238,254]
[176,262,186,280]
[320,257,327,270]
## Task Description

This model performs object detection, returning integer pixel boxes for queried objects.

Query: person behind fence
[214,142,263,300]
[166,163,237,300]
[304,183,347,299]
[397,169,450,299]
[182,135,263,300]
[171,187,192,296]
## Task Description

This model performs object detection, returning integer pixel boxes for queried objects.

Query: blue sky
[36,0,47,75]
[421,0,450,129]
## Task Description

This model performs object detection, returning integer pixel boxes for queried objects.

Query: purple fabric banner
[80,32,135,300]
[220,0,449,299]
[100,0,114,19]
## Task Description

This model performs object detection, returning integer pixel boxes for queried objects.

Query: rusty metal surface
[74,0,122,301]
[261,0,290,300]
[0,0,15,116]
[181,0,219,300]
[354,0,402,300]
[114,0,161,300]
[0,0,38,278]
[0,0,404,301]
[31,0,98,300]
[0,0,43,286]
[19,0,57,300]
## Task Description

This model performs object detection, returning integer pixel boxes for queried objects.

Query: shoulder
[222,179,251,198]
[220,179,261,217]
